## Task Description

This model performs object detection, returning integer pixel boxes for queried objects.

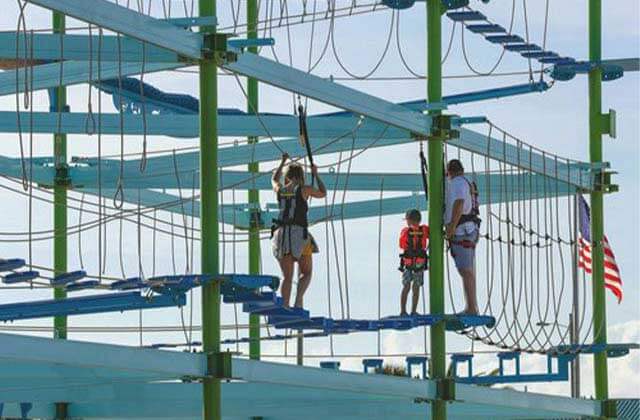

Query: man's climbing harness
[456,176,482,231]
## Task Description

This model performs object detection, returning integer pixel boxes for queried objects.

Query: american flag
[577,194,623,303]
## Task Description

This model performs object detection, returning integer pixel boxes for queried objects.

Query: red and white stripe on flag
[578,236,623,303]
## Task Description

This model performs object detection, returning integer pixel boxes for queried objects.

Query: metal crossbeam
[0,61,183,96]
[0,111,405,139]
[23,0,203,59]
[0,291,186,322]
[0,32,181,62]
[223,50,434,137]
[78,171,575,227]
[0,332,205,378]
[67,135,407,184]
[0,109,597,189]
[602,57,639,72]
[76,170,430,190]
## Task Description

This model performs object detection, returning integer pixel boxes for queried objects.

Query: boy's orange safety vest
[399,225,430,271]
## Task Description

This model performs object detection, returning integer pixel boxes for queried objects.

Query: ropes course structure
[0,1,637,420]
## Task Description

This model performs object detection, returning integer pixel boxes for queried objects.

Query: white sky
[0,0,638,400]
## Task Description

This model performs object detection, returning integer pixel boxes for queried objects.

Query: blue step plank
[504,43,542,52]
[0,291,186,321]
[65,280,101,292]
[269,316,333,330]
[466,24,506,34]
[248,305,309,319]
[538,57,575,65]
[380,0,415,10]
[220,274,279,291]
[2,270,39,284]
[148,274,214,295]
[446,11,486,22]
[241,296,283,314]
[110,277,147,291]
[51,270,87,287]
[444,314,495,331]
[485,34,524,44]
[223,291,277,304]
[521,51,558,59]
[0,258,26,272]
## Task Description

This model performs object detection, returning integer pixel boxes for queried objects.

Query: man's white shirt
[445,176,477,236]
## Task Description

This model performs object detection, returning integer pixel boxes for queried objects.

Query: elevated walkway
[0,257,494,335]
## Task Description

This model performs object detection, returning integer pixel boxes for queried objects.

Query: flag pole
[571,194,581,398]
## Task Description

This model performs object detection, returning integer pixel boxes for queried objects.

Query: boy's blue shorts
[402,269,424,286]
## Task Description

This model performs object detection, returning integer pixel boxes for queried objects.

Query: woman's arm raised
[304,165,327,199]
[272,153,289,193]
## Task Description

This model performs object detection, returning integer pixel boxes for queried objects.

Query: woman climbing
[271,153,327,308]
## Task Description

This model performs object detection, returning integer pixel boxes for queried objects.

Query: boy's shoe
[410,311,419,317]
[400,311,409,317]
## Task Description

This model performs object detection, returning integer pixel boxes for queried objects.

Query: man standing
[444,159,481,315]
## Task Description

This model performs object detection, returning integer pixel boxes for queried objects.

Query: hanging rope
[376,176,384,356]
[113,33,125,209]
[419,142,428,199]
[297,100,315,186]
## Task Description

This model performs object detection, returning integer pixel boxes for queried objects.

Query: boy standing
[399,209,429,316]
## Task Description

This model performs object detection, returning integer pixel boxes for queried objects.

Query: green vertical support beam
[52,11,67,342]
[427,2,446,420]
[199,1,221,419]
[588,0,609,404]
[53,10,68,420]
[247,0,261,361]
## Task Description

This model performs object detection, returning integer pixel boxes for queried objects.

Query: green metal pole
[199,1,220,419]
[588,0,609,404]
[52,11,69,420]
[247,0,261,361]
[427,2,446,420]
[52,12,67,342]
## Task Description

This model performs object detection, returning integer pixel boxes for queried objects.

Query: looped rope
[113,33,125,209]
[139,41,148,173]
[85,24,97,135]
[15,0,30,191]
[112,182,125,209]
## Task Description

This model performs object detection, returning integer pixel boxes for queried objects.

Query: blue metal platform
[0,260,494,338]
[548,343,639,359]
[451,351,577,385]
[449,344,639,385]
